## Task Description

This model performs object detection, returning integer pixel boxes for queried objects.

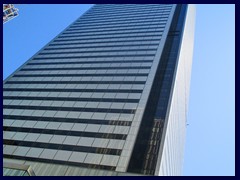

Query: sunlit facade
[3,4,195,176]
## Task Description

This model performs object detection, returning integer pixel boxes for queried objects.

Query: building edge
[155,4,196,176]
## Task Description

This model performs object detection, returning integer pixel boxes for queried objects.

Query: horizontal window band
[13,73,148,77]
[91,4,172,8]
[38,48,157,55]
[68,22,166,31]
[3,139,121,156]
[54,34,162,42]
[5,80,146,85]
[3,88,143,93]
[53,38,160,44]
[83,8,171,17]
[84,10,171,17]
[74,15,169,25]
[81,11,169,18]
[83,9,170,15]
[3,115,132,126]
[45,43,160,50]
[20,72,149,77]
[66,25,164,34]
[3,154,116,171]
[70,21,167,31]
[73,19,167,28]
[51,39,161,46]
[3,126,127,140]
[71,17,167,27]
[76,17,169,26]
[27,60,153,65]
[83,7,171,16]
[3,96,139,103]
[33,54,155,60]
[65,30,162,37]
[3,105,136,114]
[84,13,160,18]
[86,12,169,17]
[59,30,163,38]
[49,39,160,46]
[81,8,170,17]
[77,13,168,20]
[82,11,169,18]
[20,67,151,71]
[90,5,170,9]
[58,32,162,39]
[85,13,169,19]
[87,7,168,12]
[86,7,171,16]
[89,5,172,11]
[58,28,164,37]
[92,4,171,7]
[29,60,153,64]
[63,26,164,34]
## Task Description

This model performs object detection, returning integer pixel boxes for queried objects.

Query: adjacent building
[3,4,195,176]
[3,4,19,24]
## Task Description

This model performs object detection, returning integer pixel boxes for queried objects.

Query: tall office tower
[3,4,195,176]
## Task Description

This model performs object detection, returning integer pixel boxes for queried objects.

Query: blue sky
[3,4,235,176]
[183,4,235,176]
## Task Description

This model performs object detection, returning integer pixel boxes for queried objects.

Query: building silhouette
[3,4,195,176]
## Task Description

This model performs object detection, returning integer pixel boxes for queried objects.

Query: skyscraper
[3,4,195,176]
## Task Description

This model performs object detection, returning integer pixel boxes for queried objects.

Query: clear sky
[183,4,235,176]
[3,4,235,176]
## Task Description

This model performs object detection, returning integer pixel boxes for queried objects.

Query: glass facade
[3,162,35,176]
[3,4,195,176]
